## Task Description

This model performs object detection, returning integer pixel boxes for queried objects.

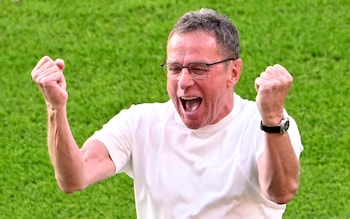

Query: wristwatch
[260,117,290,133]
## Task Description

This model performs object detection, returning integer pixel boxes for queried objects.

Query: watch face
[281,119,290,133]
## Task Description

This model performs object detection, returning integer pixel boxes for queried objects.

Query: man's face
[166,31,242,129]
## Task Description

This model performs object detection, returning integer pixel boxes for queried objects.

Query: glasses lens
[188,63,208,79]
[161,62,209,80]
[163,63,181,79]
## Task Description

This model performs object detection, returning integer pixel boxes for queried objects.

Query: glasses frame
[160,57,236,80]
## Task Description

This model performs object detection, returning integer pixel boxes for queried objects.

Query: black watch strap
[260,118,290,133]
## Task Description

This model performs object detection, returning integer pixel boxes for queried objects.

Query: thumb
[254,77,261,92]
[55,58,65,71]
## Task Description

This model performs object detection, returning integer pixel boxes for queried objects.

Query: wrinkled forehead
[168,28,217,43]
[166,32,220,61]
[167,30,226,60]
[167,31,218,55]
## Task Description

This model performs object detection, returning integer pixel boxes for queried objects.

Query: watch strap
[260,117,290,133]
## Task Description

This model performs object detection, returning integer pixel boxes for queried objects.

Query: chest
[131,124,260,208]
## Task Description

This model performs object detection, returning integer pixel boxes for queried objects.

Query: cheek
[167,80,176,97]
[204,80,227,103]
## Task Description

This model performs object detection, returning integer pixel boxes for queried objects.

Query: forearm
[258,133,300,204]
[47,104,86,193]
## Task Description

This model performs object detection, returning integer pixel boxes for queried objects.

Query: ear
[227,58,243,87]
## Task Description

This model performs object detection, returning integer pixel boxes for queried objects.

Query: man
[31,8,303,219]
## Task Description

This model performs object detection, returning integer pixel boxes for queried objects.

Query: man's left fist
[255,64,293,126]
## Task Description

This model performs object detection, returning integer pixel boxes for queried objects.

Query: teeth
[181,96,198,100]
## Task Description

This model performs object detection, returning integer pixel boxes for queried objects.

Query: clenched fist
[31,56,68,109]
[255,64,293,126]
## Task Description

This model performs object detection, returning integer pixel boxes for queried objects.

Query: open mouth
[180,96,202,113]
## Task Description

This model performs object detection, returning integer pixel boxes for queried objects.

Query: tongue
[185,99,201,112]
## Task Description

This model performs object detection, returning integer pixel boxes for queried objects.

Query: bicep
[80,139,116,185]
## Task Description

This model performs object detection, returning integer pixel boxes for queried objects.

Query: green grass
[1,0,349,218]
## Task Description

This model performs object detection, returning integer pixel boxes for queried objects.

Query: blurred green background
[1,0,349,218]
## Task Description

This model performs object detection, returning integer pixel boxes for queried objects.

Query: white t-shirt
[91,93,303,219]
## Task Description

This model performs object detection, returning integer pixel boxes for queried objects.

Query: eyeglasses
[160,58,236,80]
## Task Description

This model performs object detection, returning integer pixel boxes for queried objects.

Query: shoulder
[128,100,173,111]
[233,93,260,120]
[106,100,174,127]
[125,100,174,117]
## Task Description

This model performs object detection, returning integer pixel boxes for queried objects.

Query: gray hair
[169,8,240,59]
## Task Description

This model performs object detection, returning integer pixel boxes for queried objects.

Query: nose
[178,68,195,89]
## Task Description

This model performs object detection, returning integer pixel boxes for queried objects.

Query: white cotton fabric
[90,93,303,219]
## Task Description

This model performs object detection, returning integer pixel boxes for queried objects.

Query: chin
[183,119,205,130]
